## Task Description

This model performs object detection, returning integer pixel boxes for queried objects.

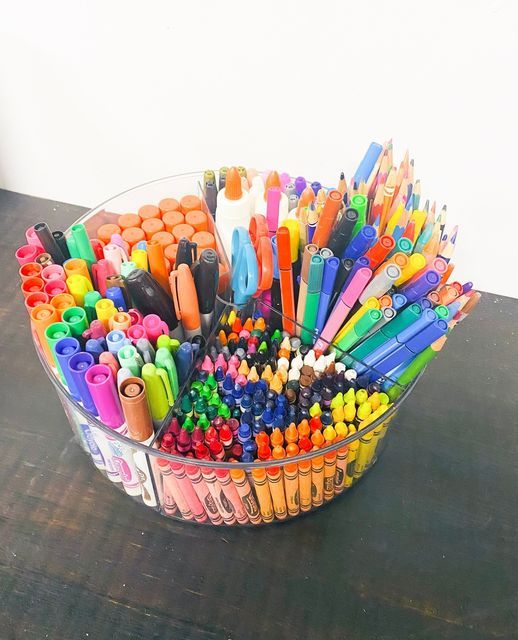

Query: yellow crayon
[333,422,349,494]
[266,466,287,520]
[344,402,356,423]
[229,467,262,525]
[344,425,360,488]
[356,389,368,405]
[298,458,312,512]
[311,450,325,507]
[251,468,274,523]
[322,426,337,501]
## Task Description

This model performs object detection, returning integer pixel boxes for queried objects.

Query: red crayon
[209,440,225,461]
[219,424,234,449]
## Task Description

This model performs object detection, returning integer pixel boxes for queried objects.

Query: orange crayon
[229,466,262,525]
[251,467,274,523]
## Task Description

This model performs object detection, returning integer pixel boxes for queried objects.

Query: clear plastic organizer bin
[31,173,420,526]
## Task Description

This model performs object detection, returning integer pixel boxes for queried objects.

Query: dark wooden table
[1,189,516,640]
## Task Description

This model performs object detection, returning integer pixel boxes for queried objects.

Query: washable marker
[392,293,407,311]
[301,254,325,344]
[315,256,340,334]
[106,286,127,312]
[364,234,396,269]
[357,308,438,372]
[275,226,296,333]
[334,309,383,354]
[374,318,449,376]
[348,302,423,365]
[359,263,401,304]
[61,306,88,338]
[312,190,343,248]
[106,330,129,355]
[82,290,101,323]
[343,225,377,261]
[400,269,441,303]
[54,337,81,400]
[125,269,179,335]
[395,252,427,286]
[314,267,372,355]
[68,352,98,416]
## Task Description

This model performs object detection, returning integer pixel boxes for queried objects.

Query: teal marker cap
[396,237,413,255]
[307,255,324,292]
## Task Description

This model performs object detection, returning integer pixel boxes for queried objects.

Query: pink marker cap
[44,279,68,297]
[142,314,169,343]
[25,291,49,312]
[41,264,66,284]
[16,244,41,266]
[127,324,147,344]
[85,364,124,428]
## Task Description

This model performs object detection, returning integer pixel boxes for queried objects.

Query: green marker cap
[84,290,102,323]
[62,306,88,337]
[118,344,143,377]
[307,255,324,292]
[350,194,368,236]
[155,347,179,399]
[120,261,137,278]
[435,304,449,320]
[156,335,180,354]
[141,363,172,422]
[67,224,96,266]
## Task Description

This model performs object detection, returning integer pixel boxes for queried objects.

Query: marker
[359,263,401,303]
[295,243,319,336]
[343,225,377,261]
[301,254,324,345]
[141,363,174,422]
[314,267,372,355]
[193,249,219,337]
[312,190,343,248]
[276,227,296,334]
[315,256,340,334]
[125,269,179,336]
[170,263,201,340]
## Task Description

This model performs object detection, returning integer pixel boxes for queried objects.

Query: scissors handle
[231,227,259,306]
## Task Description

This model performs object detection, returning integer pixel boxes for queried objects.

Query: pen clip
[169,270,182,321]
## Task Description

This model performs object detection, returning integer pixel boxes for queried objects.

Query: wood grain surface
[0,189,517,640]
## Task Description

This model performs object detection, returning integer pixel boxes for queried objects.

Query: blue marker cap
[55,337,81,400]
[392,293,407,311]
[68,351,97,414]
[400,269,441,303]
[106,286,127,312]
[343,225,377,261]
[419,298,433,310]
[396,309,438,344]
[85,338,104,363]
[294,176,307,196]
[175,342,192,386]
[271,236,280,279]
[106,330,128,355]
[136,240,147,251]
[353,142,383,187]
[322,256,340,295]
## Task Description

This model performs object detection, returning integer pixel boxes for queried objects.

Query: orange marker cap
[151,231,175,249]
[185,210,208,233]
[121,227,146,247]
[263,171,281,200]
[162,210,185,233]
[158,198,180,214]
[191,231,216,251]
[50,293,76,319]
[172,223,195,243]
[224,168,242,200]
[21,276,44,298]
[180,195,202,214]
[146,239,170,292]
[378,294,393,308]
[118,213,142,230]
[164,243,178,267]
[138,204,161,220]
[312,189,343,248]
[97,223,121,245]
[169,263,201,335]
[19,262,42,281]
[142,217,165,240]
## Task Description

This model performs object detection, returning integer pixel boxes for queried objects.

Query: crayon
[229,466,262,524]
[251,467,274,523]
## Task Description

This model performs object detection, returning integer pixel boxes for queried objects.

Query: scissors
[231,227,259,305]
[249,215,273,298]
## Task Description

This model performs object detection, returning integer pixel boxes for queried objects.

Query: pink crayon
[170,461,208,523]
[214,353,227,373]
[200,355,214,374]
[184,463,224,525]
[215,468,250,524]
[157,459,191,519]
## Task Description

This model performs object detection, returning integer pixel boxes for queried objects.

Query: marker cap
[68,351,97,414]
[307,254,324,292]
[85,363,124,428]
[44,279,68,298]
[321,256,340,295]
[359,263,401,304]
[119,377,154,442]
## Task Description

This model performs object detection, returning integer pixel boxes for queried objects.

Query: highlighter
[64,258,92,285]
[117,344,144,376]
[66,274,93,307]
[359,264,401,304]
[85,364,125,428]
[169,263,201,340]
[155,347,180,399]
[313,267,372,355]
[312,190,343,249]
[131,248,148,271]
[30,303,59,363]
[91,259,116,296]
[45,322,72,381]
[68,352,97,414]
[66,223,96,266]
[84,291,102,323]
[54,337,81,400]
[141,363,174,422]
[125,269,179,335]
[315,256,340,335]
[62,306,89,337]
[301,255,325,345]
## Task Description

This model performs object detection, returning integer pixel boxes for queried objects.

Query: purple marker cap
[294,176,307,196]
[279,172,291,190]
[68,352,97,415]
[55,337,81,400]
[462,282,473,294]
[85,364,124,428]
[311,181,321,196]
[400,269,441,303]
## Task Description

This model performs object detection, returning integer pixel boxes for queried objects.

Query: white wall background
[1,0,517,297]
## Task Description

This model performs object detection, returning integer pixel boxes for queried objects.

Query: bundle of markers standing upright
[15,141,479,526]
